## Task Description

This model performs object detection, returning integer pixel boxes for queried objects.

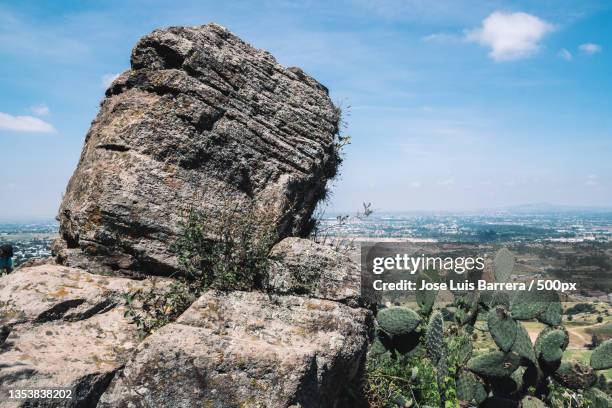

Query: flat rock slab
[0,264,164,326]
[55,23,341,277]
[0,265,167,407]
[99,290,372,407]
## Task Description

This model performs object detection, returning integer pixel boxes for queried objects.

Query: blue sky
[1,0,611,219]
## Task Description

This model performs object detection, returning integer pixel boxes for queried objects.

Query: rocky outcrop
[99,290,371,408]
[0,24,373,408]
[269,237,362,306]
[54,23,341,277]
[0,264,169,407]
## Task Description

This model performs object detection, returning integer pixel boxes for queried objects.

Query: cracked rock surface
[0,264,168,407]
[54,23,341,277]
[268,237,363,306]
[99,290,371,408]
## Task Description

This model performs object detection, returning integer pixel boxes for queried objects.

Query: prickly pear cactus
[494,247,515,283]
[552,361,596,390]
[436,349,449,391]
[453,333,473,366]
[510,288,550,320]
[584,387,612,408]
[369,337,389,359]
[534,328,568,368]
[488,305,517,352]
[416,275,437,315]
[511,321,536,365]
[536,300,562,326]
[590,339,612,370]
[490,290,511,308]
[456,369,487,405]
[509,366,526,394]
[467,351,520,378]
[377,306,421,337]
[425,310,444,364]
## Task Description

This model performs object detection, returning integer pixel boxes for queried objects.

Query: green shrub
[173,202,276,291]
[124,200,276,336]
[566,303,597,316]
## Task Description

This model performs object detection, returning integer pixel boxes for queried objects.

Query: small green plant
[124,199,277,336]
[123,280,196,337]
[173,201,277,291]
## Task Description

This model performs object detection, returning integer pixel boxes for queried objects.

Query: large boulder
[54,23,341,277]
[98,290,372,407]
[268,237,362,306]
[0,264,168,407]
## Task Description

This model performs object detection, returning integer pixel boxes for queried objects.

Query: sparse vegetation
[566,303,597,316]
[123,200,277,336]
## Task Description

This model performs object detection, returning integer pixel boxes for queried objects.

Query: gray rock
[0,265,168,407]
[54,23,341,277]
[99,290,372,407]
[268,237,362,306]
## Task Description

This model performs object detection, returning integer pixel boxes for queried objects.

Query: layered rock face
[55,23,341,276]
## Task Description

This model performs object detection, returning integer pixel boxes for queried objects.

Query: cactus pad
[425,310,444,364]
[453,334,473,366]
[536,300,562,326]
[590,339,612,370]
[467,351,520,378]
[494,248,515,283]
[511,321,536,365]
[552,361,596,390]
[376,306,421,337]
[510,288,549,320]
[490,290,511,308]
[488,306,517,352]
[457,370,487,405]
[369,337,389,359]
[584,387,612,408]
[534,328,568,369]
[416,274,437,315]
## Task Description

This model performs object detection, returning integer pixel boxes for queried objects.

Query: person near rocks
[0,244,14,274]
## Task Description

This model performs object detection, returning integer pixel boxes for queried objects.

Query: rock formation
[0,23,371,408]
[99,291,370,407]
[54,23,341,277]
[0,265,170,406]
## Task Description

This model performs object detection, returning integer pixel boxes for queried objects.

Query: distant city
[319,210,612,243]
[2,210,612,267]
[0,220,58,265]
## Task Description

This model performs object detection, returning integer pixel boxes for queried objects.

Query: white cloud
[410,181,422,188]
[29,104,50,116]
[421,33,460,44]
[579,43,601,55]
[0,112,55,133]
[101,73,120,88]
[465,11,554,61]
[558,48,572,61]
